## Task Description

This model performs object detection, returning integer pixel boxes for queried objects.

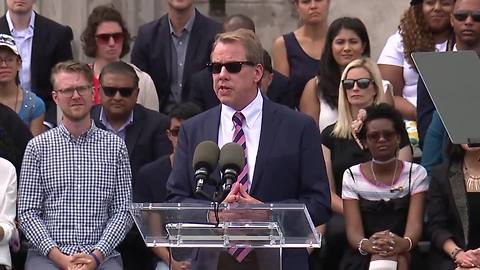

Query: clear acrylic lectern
[130,203,321,270]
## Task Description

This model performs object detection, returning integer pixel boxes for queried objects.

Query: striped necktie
[228,111,252,262]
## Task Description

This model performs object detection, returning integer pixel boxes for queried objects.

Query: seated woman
[272,0,329,108]
[341,103,428,270]
[378,0,454,145]
[320,57,411,269]
[81,5,158,110]
[428,143,480,270]
[0,34,45,136]
[300,17,371,131]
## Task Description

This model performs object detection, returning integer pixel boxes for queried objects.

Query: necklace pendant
[390,186,404,193]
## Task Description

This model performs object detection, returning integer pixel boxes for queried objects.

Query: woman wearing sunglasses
[272,0,329,109]
[428,142,480,270]
[341,103,428,270]
[319,58,412,269]
[0,34,45,136]
[378,0,454,120]
[299,17,371,132]
[80,5,158,111]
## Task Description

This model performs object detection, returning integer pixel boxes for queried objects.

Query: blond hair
[51,60,94,90]
[333,57,385,139]
[211,29,263,65]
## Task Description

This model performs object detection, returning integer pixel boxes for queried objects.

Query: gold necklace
[463,165,480,192]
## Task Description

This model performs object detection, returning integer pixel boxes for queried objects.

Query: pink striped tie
[228,111,252,262]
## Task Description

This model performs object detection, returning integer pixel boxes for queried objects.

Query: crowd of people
[0,0,480,269]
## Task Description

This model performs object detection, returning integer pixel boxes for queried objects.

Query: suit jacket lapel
[449,161,469,244]
[0,16,10,34]
[250,99,278,194]
[159,15,172,87]
[31,13,43,88]
[125,106,144,157]
[205,106,221,182]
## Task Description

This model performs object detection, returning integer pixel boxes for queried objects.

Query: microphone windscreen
[192,140,220,171]
[219,142,245,172]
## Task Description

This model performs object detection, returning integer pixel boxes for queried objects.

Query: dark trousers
[118,226,156,270]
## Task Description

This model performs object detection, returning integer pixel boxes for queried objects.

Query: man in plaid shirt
[18,60,132,270]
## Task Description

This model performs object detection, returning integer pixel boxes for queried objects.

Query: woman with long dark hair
[299,17,370,131]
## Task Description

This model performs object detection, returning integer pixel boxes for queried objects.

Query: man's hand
[67,253,97,270]
[224,182,262,204]
[48,247,74,270]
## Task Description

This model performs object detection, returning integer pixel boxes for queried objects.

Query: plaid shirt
[18,122,133,257]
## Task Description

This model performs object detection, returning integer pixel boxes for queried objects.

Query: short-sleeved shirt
[18,89,45,125]
[378,31,448,107]
[322,123,411,195]
[342,161,429,201]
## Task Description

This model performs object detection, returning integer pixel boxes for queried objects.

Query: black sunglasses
[453,10,480,22]
[342,78,373,90]
[206,61,255,74]
[102,86,136,97]
[167,127,180,137]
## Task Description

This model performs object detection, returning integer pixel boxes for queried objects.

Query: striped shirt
[342,161,429,201]
[18,122,133,257]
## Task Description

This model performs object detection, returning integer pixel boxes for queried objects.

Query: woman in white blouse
[378,0,454,120]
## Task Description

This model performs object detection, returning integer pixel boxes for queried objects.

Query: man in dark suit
[167,29,331,270]
[90,61,171,270]
[188,14,293,110]
[131,0,222,113]
[0,0,73,124]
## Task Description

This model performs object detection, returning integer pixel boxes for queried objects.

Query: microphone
[218,142,245,192]
[193,141,220,194]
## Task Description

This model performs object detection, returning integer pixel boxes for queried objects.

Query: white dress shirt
[0,158,17,269]
[6,10,35,92]
[218,91,263,187]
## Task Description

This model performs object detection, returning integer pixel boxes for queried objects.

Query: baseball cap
[0,34,20,57]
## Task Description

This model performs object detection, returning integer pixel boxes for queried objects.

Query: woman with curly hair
[81,5,158,111]
[378,0,454,121]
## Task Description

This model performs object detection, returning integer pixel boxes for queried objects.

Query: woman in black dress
[341,104,428,270]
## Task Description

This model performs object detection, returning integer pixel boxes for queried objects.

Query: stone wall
[0,0,410,62]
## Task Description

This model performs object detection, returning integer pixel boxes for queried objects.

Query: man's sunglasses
[206,61,255,74]
[453,11,480,22]
[342,78,373,90]
[102,86,136,97]
[95,32,124,45]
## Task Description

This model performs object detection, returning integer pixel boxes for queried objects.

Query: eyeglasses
[0,56,17,66]
[366,130,397,142]
[95,32,124,45]
[55,85,92,97]
[453,10,480,22]
[101,86,136,97]
[167,127,180,137]
[342,78,373,90]
[207,61,255,74]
